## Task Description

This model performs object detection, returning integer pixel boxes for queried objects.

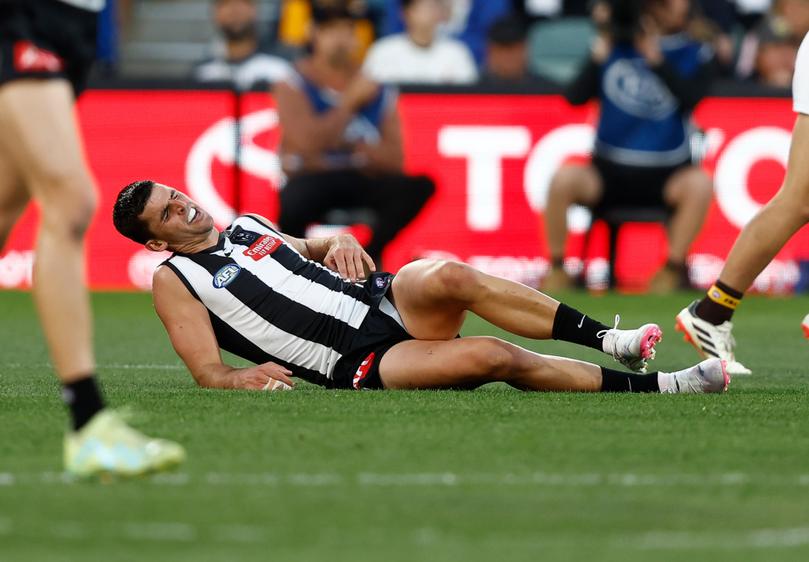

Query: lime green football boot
[64,409,185,479]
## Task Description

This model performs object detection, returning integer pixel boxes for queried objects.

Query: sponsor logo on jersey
[353,352,376,390]
[13,41,64,73]
[243,234,282,261]
[213,264,241,288]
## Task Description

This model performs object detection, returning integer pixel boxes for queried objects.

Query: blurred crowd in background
[99,0,808,90]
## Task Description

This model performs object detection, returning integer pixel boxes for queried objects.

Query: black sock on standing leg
[600,367,660,393]
[551,303,611,352]
[62,376,105,431]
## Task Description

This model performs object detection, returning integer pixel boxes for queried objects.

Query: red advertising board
[0,90,800,291]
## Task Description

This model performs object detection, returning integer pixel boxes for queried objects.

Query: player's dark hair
[113,180,157,244]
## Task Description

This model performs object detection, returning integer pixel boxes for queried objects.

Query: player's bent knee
[429,260,484,301]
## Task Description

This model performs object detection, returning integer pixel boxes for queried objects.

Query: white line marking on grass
[358,472,458,486]
[287,473,343,486]
[634,527,809,550]
[123,522,197,542]
[1,363,185,371]
[2,470,808,488]
[50,521,89,540]
[205,472,279,486]
[150,472,190,486]
[214,524,267,544]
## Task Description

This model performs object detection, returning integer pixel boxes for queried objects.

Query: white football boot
[675,300,752,376]
[599,316,663,373]
[658,358,730,394]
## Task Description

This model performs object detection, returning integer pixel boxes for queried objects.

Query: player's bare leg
[650,165,712,293]
[0,80,184,477]
[676,115,809,375]
[542,164,602,291]
[0,80,96,380]
[391,259,662,372]
[0,147,28,250]
[718,115,809,292]
[379,336,728,394]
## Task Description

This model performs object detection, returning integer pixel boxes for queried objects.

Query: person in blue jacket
[542,0,715,294]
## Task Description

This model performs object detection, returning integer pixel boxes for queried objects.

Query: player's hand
[324,234,376,282]
[235,362,295,391]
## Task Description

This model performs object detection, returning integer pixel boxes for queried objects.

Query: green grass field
[2,290,809,561]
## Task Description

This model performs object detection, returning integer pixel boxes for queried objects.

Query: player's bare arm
[152,265,295,390]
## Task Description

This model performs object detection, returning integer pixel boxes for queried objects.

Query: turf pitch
[2,289,809,561]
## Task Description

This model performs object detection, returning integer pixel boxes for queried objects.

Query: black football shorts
[0,0,97,97]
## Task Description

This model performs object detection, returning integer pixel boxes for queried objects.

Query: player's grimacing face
[139,184,215,246]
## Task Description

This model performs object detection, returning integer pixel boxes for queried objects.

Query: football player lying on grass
[112,180,730,395]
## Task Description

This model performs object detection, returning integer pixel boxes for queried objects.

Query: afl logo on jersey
[213,264,241,288]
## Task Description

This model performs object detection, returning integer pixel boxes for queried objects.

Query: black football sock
[600,367,660,393]
[551,303,611,351]
[694,280,744,325]
[63,375,105,431]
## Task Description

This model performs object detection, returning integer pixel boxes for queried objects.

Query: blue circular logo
[213,264,241,289]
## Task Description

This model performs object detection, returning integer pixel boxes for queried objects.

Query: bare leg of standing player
[0,79,184,477]
[674,33,809,375]
[0,0,183,477]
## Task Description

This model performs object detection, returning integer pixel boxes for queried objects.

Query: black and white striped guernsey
[162,215,405,386]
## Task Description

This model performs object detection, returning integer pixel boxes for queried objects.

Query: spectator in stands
[277,0,379,61]
[735,0,774,29]
[751,16,799,87]
[517,0,591,18]
[779,0,809,36]
[382,0,511,66]
[542,0,715,294]
[693,0,738,73]
[482,14,536,82]
[273,5,435,267]
[737,0,807,83]
[364,0,478,84]
[194,0,293,90]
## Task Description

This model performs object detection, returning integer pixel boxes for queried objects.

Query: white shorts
[795,32,809,115]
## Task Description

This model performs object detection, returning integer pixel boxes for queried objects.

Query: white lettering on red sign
[244,234,281,261]
[438,126,531,231]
